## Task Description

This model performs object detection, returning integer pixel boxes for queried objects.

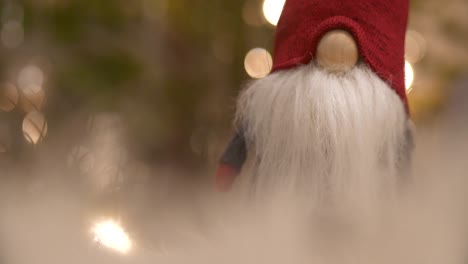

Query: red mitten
[215,163,239,192]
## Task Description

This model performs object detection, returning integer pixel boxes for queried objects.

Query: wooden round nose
[316,30,359,72]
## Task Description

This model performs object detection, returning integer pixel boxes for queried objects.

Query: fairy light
[22,111,47,144]
[17,65,44,95]
[262,0,286,26]
[92,219,132,254]
[405,61,414,92]
[244,48,273,79]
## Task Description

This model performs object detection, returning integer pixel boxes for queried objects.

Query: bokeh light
[262,0,286,26]
[21,88,45,113]
[243,0,265,27]
[92,220,132,254]
[17,65,45,95]
[22,111,47,144]
[17,65,46,112]
[0,83,19,112]
[1,20,23,48]
[244,48,273,79]
[67,146,95,174]
[405,61,414,92]
[405,30,427,63]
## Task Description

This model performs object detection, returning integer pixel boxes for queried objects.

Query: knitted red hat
[272,0,410,113]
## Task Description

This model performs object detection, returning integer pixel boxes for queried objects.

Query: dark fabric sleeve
[219,131,247,171]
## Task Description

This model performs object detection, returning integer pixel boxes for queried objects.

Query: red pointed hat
[272,0,410,113]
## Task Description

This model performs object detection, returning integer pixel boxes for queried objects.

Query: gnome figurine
[216,0,413,205]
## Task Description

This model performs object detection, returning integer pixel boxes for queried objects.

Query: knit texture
[272,0,410,113]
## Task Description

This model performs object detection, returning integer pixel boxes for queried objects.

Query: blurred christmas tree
[0,0,467,165]
[407,0,468,121]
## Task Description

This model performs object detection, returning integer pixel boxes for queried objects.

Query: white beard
[235,64,411,212]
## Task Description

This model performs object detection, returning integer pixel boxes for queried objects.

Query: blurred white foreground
[0,114,467,264]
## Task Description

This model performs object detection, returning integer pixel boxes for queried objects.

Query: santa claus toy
[216,0,414,207]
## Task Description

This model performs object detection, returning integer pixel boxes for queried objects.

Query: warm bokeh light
[1,20,23,48]
[92,220,132,254]
[17,65,44,96]
[67,146,95,174]
[0,83,19,112]
[22,111,47,144]
[17,65,46,112]
[242,0,265,27]
[21,87,46,113]
[244,48,273,79]
[405,61,414,92]
[405,30,427,63]
[262,0,286,26]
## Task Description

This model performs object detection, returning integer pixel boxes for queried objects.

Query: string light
[92,220,132,254]
[405,61,414,92]
[262,0,286,26]
[22,111,47,144]
[244,48,273,79]
[17,65,44,95]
